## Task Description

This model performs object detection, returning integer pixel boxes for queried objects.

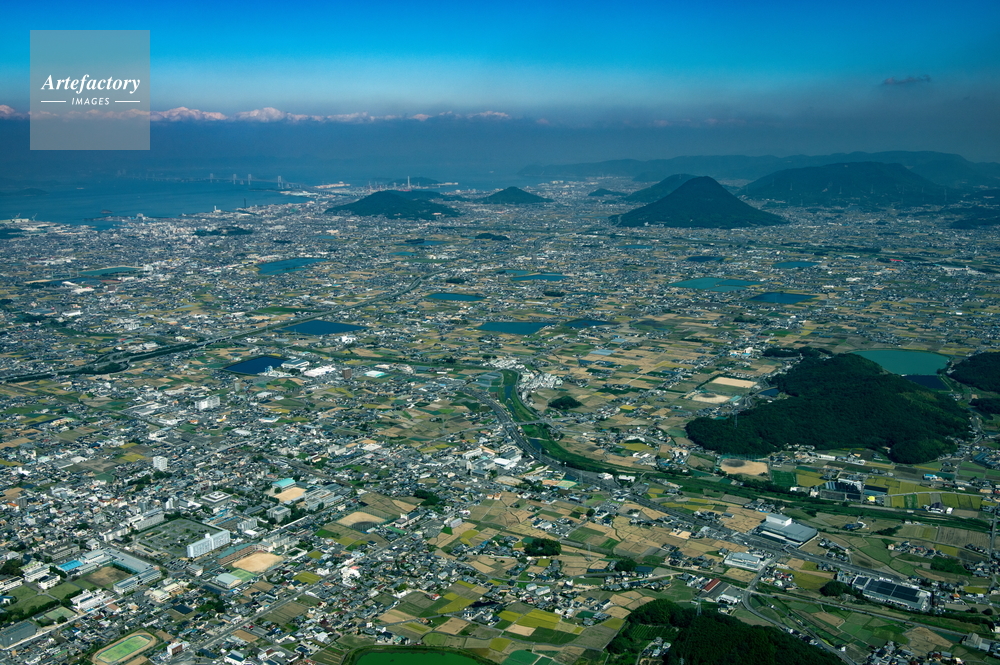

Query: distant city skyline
[2,0,999,163]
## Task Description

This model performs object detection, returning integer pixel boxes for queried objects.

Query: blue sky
[2,0,999,160]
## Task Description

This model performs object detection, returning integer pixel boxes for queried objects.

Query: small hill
[743,162,954,206]
[625,174,698,202]
[480,187,551,204]
[588,188,624,197]
[686,353,967,464]
[194,226,253,236]
[328,191,459,220]
[910,158,1000,189]
[950,352,1000,392]
[613,176,787,228]
[951,210,1000,229]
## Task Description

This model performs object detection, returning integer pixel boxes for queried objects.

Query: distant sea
[0,174,555,229]
[0,181,294,229]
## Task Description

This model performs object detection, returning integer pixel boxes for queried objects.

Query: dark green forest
[971,397,1000,415]
[524,538,561,556]
[951,352,1000,392]
[607,599,841,665]
[762,346,831,359]
[328,191,459,220]
[548,395,582,410]
[686,354,967,463]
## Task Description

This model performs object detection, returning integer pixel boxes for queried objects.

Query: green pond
[355,650,481,665]
[854,349,949,375]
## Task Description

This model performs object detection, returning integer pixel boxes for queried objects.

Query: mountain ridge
[625,174,698,202]
[742,162,956,207]
[520,151,1000,189]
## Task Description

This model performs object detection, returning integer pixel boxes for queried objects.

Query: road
[737,559,855,664]
[461,387,622,491]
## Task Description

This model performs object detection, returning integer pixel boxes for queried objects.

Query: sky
[1,0,999,171]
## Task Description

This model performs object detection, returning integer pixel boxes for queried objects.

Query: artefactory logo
[30,30,150,150]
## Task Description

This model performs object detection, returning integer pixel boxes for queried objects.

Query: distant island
[328,190,459,220]
[480,187,551,204]
[612,176,788,228]
[519,151,1000,188]
[686,353,967,463]
[742,162,953,206]
[624,174,697,202]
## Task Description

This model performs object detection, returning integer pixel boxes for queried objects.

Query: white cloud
[232,106,288,122]
[0,105,26,119]
[152,107,228,122]
[1,104,516,124]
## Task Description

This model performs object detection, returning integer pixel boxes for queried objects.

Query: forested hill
[950,352,1000,392]
[480,187,551,204]
[742,162,954,206]
[608,599,841,665]
[613,176,788,229]
[686,354,967,463]
[327,191,459,220]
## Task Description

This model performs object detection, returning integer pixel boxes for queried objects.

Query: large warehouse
[850,575,931,612]
[756,513,818,546]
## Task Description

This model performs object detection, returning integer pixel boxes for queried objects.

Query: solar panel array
[865,579,922,604]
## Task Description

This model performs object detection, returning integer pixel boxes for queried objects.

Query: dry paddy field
[233,552,283,573]
[720,459,769,477]
[337,511,386,528]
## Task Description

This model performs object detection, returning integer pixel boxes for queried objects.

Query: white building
[72,589,110,612]
[194,395,220,411]
[151,456,168,471]
[21,562,50,583]
[186,530,231,558]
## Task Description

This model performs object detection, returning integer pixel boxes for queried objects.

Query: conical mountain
[480,187,551,204]
[613,176,788,228]
[625,174,698,202]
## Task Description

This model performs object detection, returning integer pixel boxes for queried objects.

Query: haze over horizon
[2,0,999,174]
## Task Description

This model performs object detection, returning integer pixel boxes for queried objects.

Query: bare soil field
[233,552,283,573]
